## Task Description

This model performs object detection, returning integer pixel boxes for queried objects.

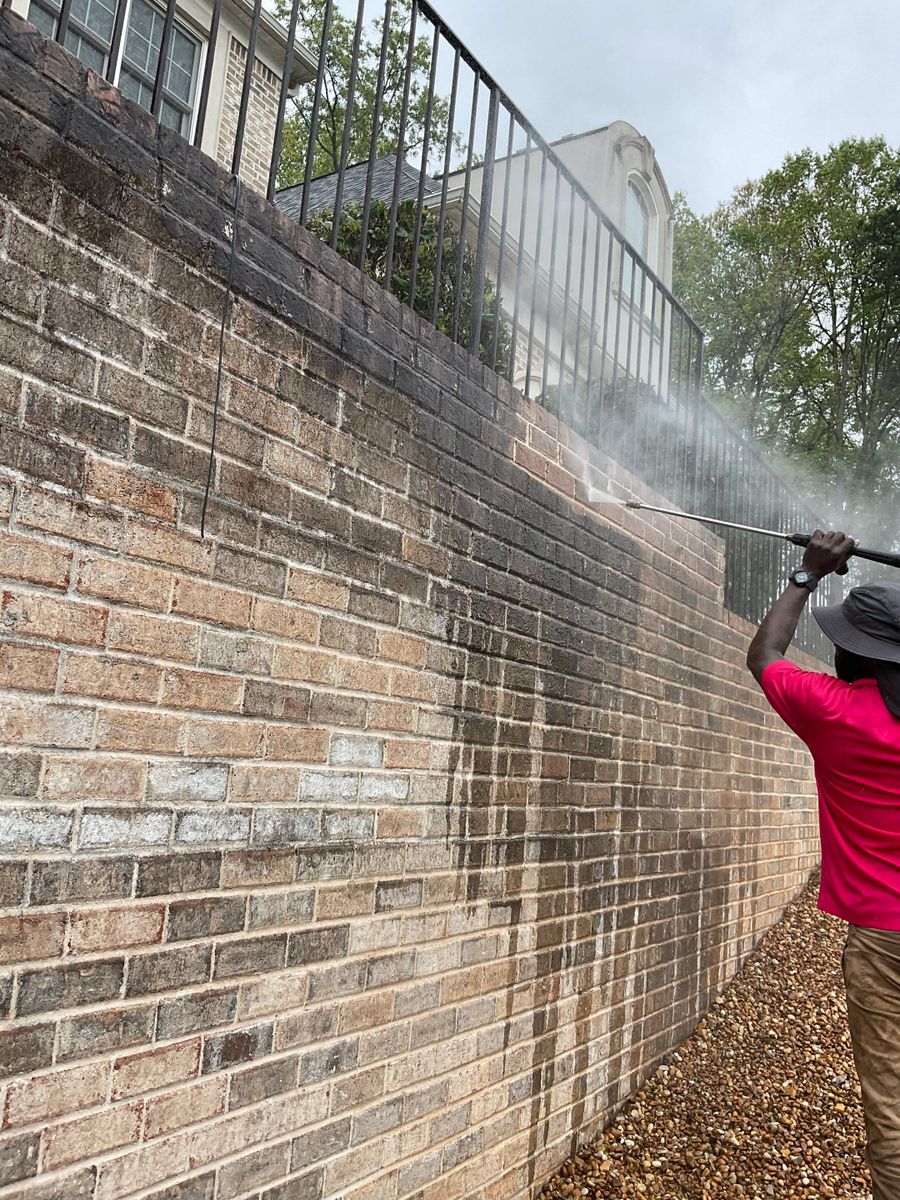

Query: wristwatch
[789,568,818,592]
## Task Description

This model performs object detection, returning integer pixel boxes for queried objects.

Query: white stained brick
[328,735,383,769]
[299,772,359,802]
[146,761,229,804]
[79,808,171,849]
[0,806,73,850]
[357,774,409,801]
[174,808,250,845]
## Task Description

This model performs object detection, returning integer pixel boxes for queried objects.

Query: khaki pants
[843,924,900,1200]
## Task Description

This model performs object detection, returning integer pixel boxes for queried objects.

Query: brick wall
[0,14,820,1200]
[215,35,280,197]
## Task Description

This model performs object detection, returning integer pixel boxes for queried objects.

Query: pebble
[537,874,872,1199]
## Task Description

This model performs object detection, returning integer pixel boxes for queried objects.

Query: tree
[307,199,511,372]
[276,0,456,189]
[673,139,900,519]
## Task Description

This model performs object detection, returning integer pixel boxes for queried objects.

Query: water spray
[588,492,900,570]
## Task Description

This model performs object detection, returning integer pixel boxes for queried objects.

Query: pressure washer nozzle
[624,500,643,509]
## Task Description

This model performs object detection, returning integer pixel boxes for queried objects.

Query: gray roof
[276,154,432,221]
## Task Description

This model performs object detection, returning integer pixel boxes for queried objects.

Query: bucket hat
[812,582,900,664]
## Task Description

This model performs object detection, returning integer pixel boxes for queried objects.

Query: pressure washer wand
[623,500,900,570]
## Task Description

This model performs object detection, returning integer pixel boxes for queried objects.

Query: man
[747,529,900,1200]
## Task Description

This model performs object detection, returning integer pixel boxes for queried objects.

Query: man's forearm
[746,585,810,682]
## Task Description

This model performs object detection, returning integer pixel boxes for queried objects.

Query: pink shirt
[761,659,900,929]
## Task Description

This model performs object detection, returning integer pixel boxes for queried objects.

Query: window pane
[166,27,194,102]
[625,182,650,261]
[65,27,107,71]
[27,1,57,36]
[123,0,160,76]
[118,68,151,109]
[70,0,115,43]
[160,96,186,134]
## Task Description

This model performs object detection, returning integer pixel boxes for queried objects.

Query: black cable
[201,176,243,539]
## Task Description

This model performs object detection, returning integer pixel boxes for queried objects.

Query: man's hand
[802,529,857,579]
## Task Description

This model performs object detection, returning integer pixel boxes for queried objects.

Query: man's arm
[746,530,856,683]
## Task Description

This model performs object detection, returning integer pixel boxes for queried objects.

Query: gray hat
[812,582,900,664]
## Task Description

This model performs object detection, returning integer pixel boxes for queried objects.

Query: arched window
[625,179,651,262]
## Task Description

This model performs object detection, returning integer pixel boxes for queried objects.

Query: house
[13,0,318,195]
[276,121,677,400]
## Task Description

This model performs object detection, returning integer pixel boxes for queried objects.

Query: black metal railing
[35,0,835,653]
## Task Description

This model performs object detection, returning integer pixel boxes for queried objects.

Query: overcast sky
[435,0,900,214]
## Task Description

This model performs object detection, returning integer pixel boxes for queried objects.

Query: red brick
[265,439,331,492]
[43,755,146,802]
[108,611,199,664]
[0,529,71,589]
[250,597,320,643]
[41,1099,143,1171]
[1,589,107,646]
[0,913,66,965]
[17,485,123,549]
[264,726,329,763]
[111,1038,200,1101]
[162,667,244,713]
[3,1061,108,1128]
[286,568,349,611]
[377,632,426,667]
[0,698,94,748]
[184,719,264,759]
[144,1075,227,1140]
[366,701,417,733]
[95,710,183,754]
[62,653,162,702]
[68,904,165,954]
[384,740,430,770]
[229,764,299,804]
[126,521,214,574]
[0,641,59,692]
[78,554,173,610]
[172,579,252,628]
[221,851,296,890]
[86,458,177,521]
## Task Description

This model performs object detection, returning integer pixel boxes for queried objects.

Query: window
[622,179,653,297]
[28,0,200,136]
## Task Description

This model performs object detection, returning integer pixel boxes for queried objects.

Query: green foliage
[673,138,900,517]
[276,0,457,188]
[308,199,511,372]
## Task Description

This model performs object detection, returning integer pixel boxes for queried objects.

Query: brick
[273,645,338,686]
[265,725,329,763]
[0,529,71,588]
[263,1170,324,1200]
[0,696,95,749]
[250,597,320,642]
[61,653,162,702]
[247,889,315,930]
[108,610,200,664]
[287,925,349,967]
[298,1038,358,1085]
[41,1100,142,1170]
[157,987,238,1040]
[161,668,243,713]
[0,641,59,692]
[56,1004,157,1063]
[146,761,229,804]
[214,546,285,598]
[0,912,65,964]
[136,852,221,897]
[17,957,124,1016]
[213,933,287,980]
[45,286,143,366]
[174,809,250,846]
[0,1022,54,1080]
[95,710,183,754]
[291,1118,351,1171]
[144,1080,226,1141]
[218,1142,291,1199]
[323,810,374,841]
[383,739,430,770]
[243,680,311,723]
[1,1167,97,1200]
[43,755,145,802]
[202,1022,273,1074]
[0,751,41,798]
[172,578,251,628]
[1,589,106,647]
[221,850,296,890]
[168,896,246,941]
[16,486,122,550]
[86,458,177,521]
[126,521,213,574]
[69,904,164,954]
[0,860,27,906]
[126,944,212,997]
[375,880,424,913]
[199,629,273,674]
[0,1130,39,1185]
[308,691,367,727]
[184,718,263,758]
[377,631,426,666]
[329,735,383,768]
[0,808,73,852]
[111,1038,201,1100]
[30,857,133,906]
[228,764,298,804]
[79,808,171,849]
[4,1061,108,1128]
[286,568,349,611]
[77,554,172,610]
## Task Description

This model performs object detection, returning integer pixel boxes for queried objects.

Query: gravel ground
[538,874,873,1199]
